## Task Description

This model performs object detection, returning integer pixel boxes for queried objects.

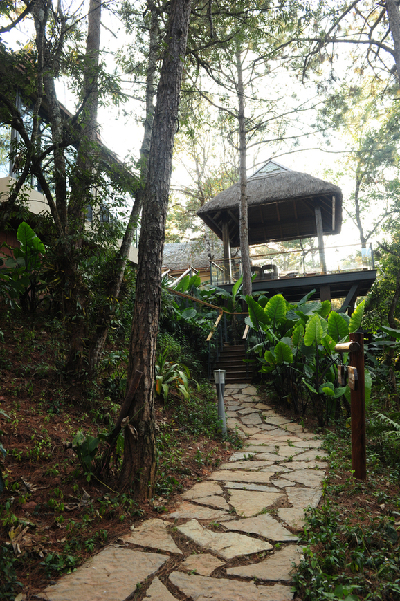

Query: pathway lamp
[214,369,227,435]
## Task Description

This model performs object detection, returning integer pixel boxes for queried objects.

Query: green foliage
[304,314,324,346]
[264,294,287,327]
[0,407,9,495]
[0,544,22,599]
[348,300,365,333]
[246,295,270,328]
[72,431,102,481]
[374,412,400,444]
[0,222,48,312]
[274,341,293,364]
[246,292,368,425]
[155,349,192,404]
[327,311,348,342]
[294,427,400,601]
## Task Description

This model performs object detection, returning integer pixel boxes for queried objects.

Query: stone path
[40,384,327,601]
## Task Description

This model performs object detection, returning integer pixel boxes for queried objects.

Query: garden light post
[214,369,227,435]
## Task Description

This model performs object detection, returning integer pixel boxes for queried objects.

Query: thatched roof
[162,239,241,271]
[197,161,343,247]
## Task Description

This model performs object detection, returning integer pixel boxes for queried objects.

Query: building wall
[0,230,18,267]
[0,177,138,264]
[0,176,49,214]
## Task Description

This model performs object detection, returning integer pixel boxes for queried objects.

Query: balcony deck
[210,243,377,310]
[218,269,376,307]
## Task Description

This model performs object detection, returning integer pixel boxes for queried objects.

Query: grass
[294,418,400,601]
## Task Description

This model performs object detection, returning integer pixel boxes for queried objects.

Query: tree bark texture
[119,0,192,498]
[68,0,101,235]
[235,46,252,297]
[64,0,101,373]
[386,0,400,84]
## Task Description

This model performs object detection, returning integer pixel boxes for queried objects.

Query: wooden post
[349,332,366,480]
[315,206,327,274]
[320,284,331,302]
[222,220,232,284]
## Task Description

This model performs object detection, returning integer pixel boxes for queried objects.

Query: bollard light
[214,369,226,385]
[214,369,227,435]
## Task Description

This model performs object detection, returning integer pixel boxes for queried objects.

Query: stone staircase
[213,343,253,384]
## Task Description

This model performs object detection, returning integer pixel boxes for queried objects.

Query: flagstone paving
[39,383,326,601]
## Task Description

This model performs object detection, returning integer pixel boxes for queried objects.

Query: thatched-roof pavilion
[196,160,375,309]
[197,161,343,247]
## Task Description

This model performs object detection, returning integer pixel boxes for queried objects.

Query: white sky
[1,1,394,254]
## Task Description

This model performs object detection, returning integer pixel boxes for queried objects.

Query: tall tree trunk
[87,2,159,373]
[236,45,252,297]
[353,176,367,249]
[119,0,192,499]
[64,0,101,373]
[386,0,400,84]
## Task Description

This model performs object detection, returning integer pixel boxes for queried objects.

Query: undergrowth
[294,421,400,601]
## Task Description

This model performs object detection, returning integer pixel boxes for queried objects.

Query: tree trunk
[353,176,367,249]
[386,0,400,84]
[87,2,159,373]
[235,45,252,297]
[119,0,192,499]
[64,0,101,374]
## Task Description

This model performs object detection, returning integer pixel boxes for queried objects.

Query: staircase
[213,343,253,384]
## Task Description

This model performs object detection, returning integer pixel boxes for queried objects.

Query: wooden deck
[218,269,377,311]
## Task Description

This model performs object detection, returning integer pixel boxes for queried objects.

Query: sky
[1,0,392,256]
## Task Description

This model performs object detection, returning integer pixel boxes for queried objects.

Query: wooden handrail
[206,311,223,342]
[335,342,360,352]
[166,287,248,315]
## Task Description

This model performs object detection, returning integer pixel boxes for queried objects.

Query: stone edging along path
[39,384,327,601]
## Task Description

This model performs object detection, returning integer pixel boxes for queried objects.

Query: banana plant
[155,349,191,404]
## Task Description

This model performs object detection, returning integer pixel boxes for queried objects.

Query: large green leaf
[328,311,349,342]
[188,274,201,289]
[264,350,276,364]
[333,386,347,398]
[304,314,323,346]
[30,235,45,254]
[258,295,268,308]
[349,300,365,333]
[322,334,337,353]
[320,381,335,396]
[292,323,305,347]
[298,300,322,315]
[17,222,37,247]
[181,307,197,320]
[245,315,253,327]
[264,294,286,324]
[246,295,270,328]
[297,289,316,306]
[274,341,293,364]
[303,379,317,395]
[232,275,243,299]
[318,300,331,318]
[176,275,190,292]
[381,326,400,340]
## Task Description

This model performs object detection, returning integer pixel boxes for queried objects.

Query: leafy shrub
[246,291,369,426]
[0,545,22,600]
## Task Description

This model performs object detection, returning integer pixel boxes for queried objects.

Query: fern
[375,412,400,441]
